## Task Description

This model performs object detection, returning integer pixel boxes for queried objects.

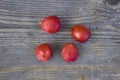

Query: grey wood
[0,0,120,80]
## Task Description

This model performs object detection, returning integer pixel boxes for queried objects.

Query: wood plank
[0,0,120,80]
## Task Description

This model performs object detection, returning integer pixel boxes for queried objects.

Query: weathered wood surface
[0,0,120,80]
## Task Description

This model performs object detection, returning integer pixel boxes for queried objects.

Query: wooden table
[0,0,120,80]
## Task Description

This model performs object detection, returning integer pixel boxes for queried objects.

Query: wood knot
[105,0,120,5]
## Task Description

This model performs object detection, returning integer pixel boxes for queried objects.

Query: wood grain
[0,0,120,80]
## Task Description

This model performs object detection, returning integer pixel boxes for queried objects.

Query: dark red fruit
[41,16,61,33]
[62,43,79,62]
[71,24,91,43]
[36,43,53,62]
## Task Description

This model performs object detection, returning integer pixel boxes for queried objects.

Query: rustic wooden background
[0,0,120,80]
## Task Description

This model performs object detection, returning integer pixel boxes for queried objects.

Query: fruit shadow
[51,42,62,56]
[49,42,64,62]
